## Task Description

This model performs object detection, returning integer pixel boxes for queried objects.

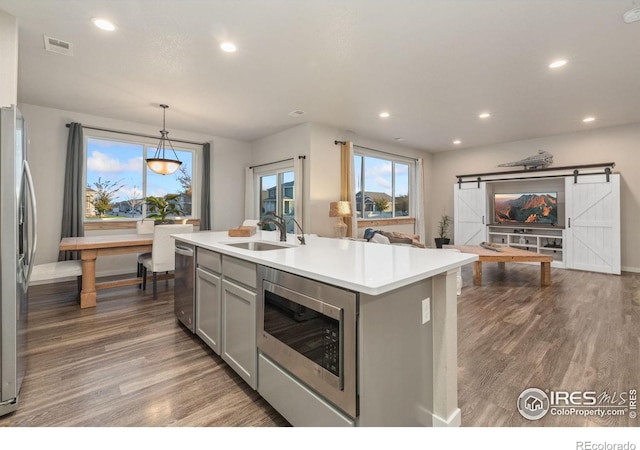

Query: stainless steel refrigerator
[0,105,37,417]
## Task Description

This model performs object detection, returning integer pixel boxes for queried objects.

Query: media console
[486,224,565,268]
[453,167,620,275]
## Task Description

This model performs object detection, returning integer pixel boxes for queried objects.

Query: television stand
[486,224,565,268]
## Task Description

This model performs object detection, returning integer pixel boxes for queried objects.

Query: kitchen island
[172,230,477,427]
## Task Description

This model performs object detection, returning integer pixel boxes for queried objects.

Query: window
[84,135,197,220]
[353,151,413,219]
[254,162,295,233]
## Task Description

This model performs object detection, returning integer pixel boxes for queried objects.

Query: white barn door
[565,174,620,274]
[453,182,486,245]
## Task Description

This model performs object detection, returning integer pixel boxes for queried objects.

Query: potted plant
[435,214,452,248]
[145,194,184,224]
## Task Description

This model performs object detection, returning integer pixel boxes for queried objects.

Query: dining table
[59,233,153,308]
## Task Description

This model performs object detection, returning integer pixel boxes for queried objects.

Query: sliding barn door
[453,182,487,245]
[565,174,620,274]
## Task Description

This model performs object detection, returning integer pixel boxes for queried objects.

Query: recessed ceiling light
[92,18,116,31]
[220,42,237,53]
[583,116,596,123]
[394,137,404,141]
[549,59,567,69]
[379,112,390,118]
[453,140,461,145]
[288,110,305,117]
[478,112,491,119]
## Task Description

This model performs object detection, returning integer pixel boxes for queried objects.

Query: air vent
[44,35,73,56]
[288,110,306,117]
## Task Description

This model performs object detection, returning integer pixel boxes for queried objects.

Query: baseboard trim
[622,266,640,273]
[29,267,134,286]
[432,408,461,427]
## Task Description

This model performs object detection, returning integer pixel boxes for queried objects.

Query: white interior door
[453,182,487,245]
[565,174,620,274]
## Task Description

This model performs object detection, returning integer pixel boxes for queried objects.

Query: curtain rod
[249,155,305,170]
[66,123,207,146]
[334,140,418,162]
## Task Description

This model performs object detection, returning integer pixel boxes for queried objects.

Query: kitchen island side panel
[357,278,434,427]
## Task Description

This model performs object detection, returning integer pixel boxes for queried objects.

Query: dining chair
[136,219,155,284]
[141,224,193,299]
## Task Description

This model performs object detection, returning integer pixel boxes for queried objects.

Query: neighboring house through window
[253,160,295,233]
[353,150,414,219]
[84,133,197,221]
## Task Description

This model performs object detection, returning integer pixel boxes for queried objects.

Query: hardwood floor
[1,263,638,427]
[457,263,640,427]
[0,277,289,427]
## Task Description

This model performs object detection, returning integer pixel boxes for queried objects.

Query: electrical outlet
[422,297,430,324]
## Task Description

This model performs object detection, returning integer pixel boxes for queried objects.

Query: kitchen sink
[224,241,294,251]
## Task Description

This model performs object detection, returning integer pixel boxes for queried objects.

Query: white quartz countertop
[172,230,478,295]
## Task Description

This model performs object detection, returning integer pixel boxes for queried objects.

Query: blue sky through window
[86,137,193,204]
[354,155,409,196]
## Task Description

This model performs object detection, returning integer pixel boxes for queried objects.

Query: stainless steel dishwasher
[174,242,195,332]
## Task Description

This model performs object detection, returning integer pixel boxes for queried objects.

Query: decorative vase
[333,218,347,238]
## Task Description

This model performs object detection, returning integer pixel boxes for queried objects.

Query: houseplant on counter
[435,214,452,248]
[145,194,185,224]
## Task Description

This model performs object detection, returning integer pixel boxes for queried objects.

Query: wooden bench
[30,260,83,295]
[444,245,553,286]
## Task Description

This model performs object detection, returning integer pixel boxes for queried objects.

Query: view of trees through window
[354,153,411,219]
[257,170,295,233]
[85,137,194,220]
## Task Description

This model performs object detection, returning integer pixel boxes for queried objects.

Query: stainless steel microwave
[257,266,358,418]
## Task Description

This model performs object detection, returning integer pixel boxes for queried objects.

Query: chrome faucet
[258,213,287,242]
[287,218,306,245]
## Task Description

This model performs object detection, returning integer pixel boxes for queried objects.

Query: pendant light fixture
[146,104,182,175]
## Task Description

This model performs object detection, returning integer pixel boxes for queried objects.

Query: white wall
[251,123,432,239]
[250,123,311,229]
[19,103,251,276]
[211,135,253,231]
[307,123,344,237]
[307,124,433,239]
[0,9,18,107]
[430,122,640,271]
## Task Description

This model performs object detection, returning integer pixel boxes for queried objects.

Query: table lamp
[329,201,352,238]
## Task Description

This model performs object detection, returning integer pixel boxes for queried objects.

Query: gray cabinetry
[258,354,354,427]
[195,248,222,353]
[221,255,257,389]
[196,266,221,354]
[195,250,258,389]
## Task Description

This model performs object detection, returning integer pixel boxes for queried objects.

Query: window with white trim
[253,160,295,233]
[354,151,414,219]
[84,133,197,221]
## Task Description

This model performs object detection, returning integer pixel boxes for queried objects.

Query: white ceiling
[1,0,639,152]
